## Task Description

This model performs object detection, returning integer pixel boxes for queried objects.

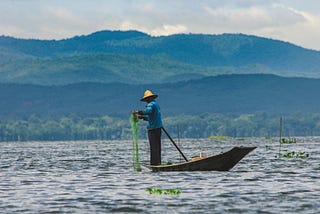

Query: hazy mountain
[1,74,320,119]
[1,30,320,85]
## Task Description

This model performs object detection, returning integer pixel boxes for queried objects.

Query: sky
[1,0,320,50]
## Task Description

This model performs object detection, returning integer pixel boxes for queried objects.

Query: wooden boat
[145,146,256,172]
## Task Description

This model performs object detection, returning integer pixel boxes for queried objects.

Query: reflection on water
[0,137,319,213]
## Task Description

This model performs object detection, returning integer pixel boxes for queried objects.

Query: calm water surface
[0,137,319,213]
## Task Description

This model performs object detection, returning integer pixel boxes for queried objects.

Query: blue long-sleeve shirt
[141,100,163,129]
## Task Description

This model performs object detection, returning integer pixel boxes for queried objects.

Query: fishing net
[130,113,141,172]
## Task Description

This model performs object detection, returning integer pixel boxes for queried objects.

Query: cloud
[151,24,188,36]
[188,2,320,49]
[0,0,320,49]
[0,2,87,39]
[265,6,320,50]
[203,3,305,31]
[34,6,89,38]
[120,21,187,36]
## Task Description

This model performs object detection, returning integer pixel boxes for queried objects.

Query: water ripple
[0,138,319,213]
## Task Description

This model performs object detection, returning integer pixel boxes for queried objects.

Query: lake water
[0,137,319,213]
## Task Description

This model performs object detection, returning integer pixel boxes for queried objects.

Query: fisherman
[133,90,163,165]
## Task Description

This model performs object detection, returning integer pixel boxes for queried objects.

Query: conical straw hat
[140,90,158,101]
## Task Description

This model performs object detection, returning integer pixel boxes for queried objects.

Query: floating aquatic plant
[281,151,309,158]
[280,137,297,144]
[265,145,273,151]
[209,135,230,140]
[146,188,181,195]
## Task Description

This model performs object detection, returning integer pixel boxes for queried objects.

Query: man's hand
[138,115,148,121]
[132,110,142,115]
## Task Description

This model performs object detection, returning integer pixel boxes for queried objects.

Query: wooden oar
[161,127,188,162]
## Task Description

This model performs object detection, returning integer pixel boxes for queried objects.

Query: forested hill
[1,74,320,119]
[1,30,320,85]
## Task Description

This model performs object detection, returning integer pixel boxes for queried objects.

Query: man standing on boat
[133,90,163,165]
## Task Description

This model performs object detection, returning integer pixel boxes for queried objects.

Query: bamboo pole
[278,116,283,158]
[177,125,181,162]
[162,127,188,162]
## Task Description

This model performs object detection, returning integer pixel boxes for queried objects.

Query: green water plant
[209,135,230,140]
[146,188,181,195]
[281,137,297,144]
[265,145,273,151]
[281,151,309,158]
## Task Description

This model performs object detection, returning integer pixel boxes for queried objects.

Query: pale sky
[1,0,320,50]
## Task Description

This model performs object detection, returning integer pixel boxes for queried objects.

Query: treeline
[1,112,320,142]
[165,112,320,138]
[0,115,129,142]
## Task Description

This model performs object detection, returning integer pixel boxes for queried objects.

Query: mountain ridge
[1,74,320,119]
[1,30,320,85]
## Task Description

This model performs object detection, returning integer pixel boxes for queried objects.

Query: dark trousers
[148,128,162,165]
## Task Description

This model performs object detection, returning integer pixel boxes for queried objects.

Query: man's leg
[148,128,162,165]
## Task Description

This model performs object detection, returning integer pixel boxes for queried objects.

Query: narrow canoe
[145,146,256,172]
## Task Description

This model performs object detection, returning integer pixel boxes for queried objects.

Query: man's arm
[141,103,153,115]
[132,110,148,121]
